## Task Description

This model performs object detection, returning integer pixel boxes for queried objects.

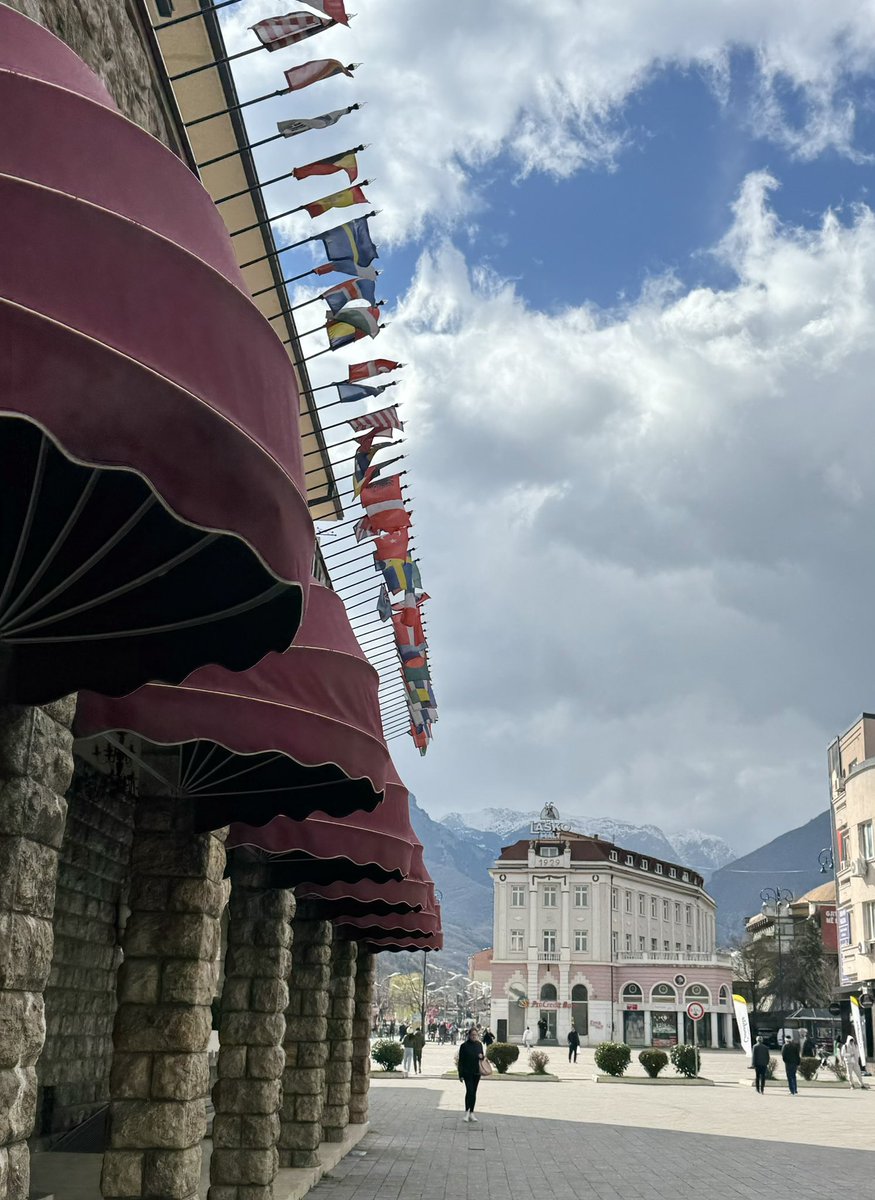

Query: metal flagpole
[154,0,243,30]
[214,147,366,205]
[290,327,388,368]
[238,209,378,269]
[172,44,269,83]
[304,449,405,478]
[273,299,384,334]
[310,384,398,413]
[229,182,372,238]
[184,86,290,129]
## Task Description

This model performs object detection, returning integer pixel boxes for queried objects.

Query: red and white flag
[252,12,332,50]
[348,359,403,382]
[348,405,403,437]
[359,475,410,534]
[300,0,350,24]
[284,59,355,92]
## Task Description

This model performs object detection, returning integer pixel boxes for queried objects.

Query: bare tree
[730,935,777,1014]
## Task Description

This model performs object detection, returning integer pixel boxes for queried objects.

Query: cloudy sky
[219,1,875,854]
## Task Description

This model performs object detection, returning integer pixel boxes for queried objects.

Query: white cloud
[377,173,875,850]
[221,0,875,240]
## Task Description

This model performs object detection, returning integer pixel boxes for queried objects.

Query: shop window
[685,983,710,1003]
[651,982,677,1002]
[540,982,557,1001]
[571,984,588,1036]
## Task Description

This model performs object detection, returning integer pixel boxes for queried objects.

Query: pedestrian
[801,1033,815,1059]
[567,1025,580,1063]
[458,1027,486,1122]
[781,1033,800,1096]
[482,1028,495,1047]
[523,1026,532,1048]
[398,1022,408,1042]
[412,1026,425,1074]
[841,1036,865,1089]
[389,1020,395,1037]
[752,1035,770,1095]
[402,1029,416,1077]
[537,1018,548,1042]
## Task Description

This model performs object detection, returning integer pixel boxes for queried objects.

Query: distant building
[487,806,733,1049]
[468,948,493,985]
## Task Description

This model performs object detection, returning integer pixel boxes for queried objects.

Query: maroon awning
[227,761,417,884]
[294,844,431,915]
[334,900,441,942]
[361,930,444,954]
[75,583,390,822]
[0,8,314,703]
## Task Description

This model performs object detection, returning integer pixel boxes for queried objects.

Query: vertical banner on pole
[733,994,753,1063]
[850,995,866,1064]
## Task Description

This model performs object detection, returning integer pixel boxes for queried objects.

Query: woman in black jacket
[458,1028,485,1122]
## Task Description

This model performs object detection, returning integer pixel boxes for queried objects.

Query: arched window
[684,983,710,1004]
[718,985,728,1002]
[540,982,558,1002]
[651,982,677,1003]
[621,982,643,1002]
[571,983,588,1037]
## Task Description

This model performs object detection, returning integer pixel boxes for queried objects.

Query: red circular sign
[686,1001,705,1021]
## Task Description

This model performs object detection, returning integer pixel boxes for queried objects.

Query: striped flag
[293,150,359,184]
[304,184,367,218]
[348,359,402,382]
[277,106,356,138]
[284,59,355,92]
[253,12,333,50]
[360,475,410,534]
[322,277,376,315]
[300,0,350,23]
[348,405,403,436]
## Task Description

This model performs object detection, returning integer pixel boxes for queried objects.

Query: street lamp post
[761,885,794,1025]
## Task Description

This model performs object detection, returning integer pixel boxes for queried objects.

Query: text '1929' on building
[487,806,734,1049]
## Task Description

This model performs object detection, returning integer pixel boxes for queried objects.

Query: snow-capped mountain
[439,809,734,877]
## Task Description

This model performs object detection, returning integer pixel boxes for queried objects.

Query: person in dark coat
[752,1035,770,1094]
[457,1027,485,1122]
[567,1026,581,1063]
[482,1029,495,1046]
[782,1034,801,1095]
[801,1034,815,1058]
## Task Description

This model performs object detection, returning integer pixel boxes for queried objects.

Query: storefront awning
[361,931,444,954]
[0,8,314,703]
[334,902,441,942]
[294,844,431,915]
[227,762,417,884]
[75,582,389,822]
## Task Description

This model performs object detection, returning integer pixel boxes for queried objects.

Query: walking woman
[841,1036,866,1089]
[458,1027,486,1122]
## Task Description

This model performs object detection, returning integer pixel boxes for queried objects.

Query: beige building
[828,714,875,996]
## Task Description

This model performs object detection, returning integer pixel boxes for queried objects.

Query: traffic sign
[686,1001,705,1021]
[860,993,874,1009]
[829,1002,842,1016]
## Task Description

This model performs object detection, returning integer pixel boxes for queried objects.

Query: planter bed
[440,1071,559,1082]
[594,1075,714,1085]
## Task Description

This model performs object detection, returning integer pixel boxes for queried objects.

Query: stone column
[321,938,357,1143]
[278,903,332,1168]
[348,949,374,1126]
[0,699,74,1200]
[208,864,293,1200]
[101,794,225,1200]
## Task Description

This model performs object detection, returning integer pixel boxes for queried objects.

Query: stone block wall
[321,939,356,1143]
[37,759,135,1136]
[348,950,374,1125]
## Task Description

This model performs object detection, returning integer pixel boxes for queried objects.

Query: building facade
[488,810,733,1049]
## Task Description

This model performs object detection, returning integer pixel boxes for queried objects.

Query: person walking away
[782,1034,800,1095]
[412,1026,425,1074]
[801,1033,815,1059]
[402,1029,416,1077]
[752,1036,770,1095]
[523,1027,532,1049]
[458,1027,485,1122]
[482,1028,495,1047]
[567,1026,580,1063]
[398,1022,408,1042]
[537,1018,548,1042]
[841,1036,865,1089]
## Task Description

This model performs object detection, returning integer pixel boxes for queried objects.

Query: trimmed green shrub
[670,1044,701,1078]
[799,1056,820,1081]
[594,1041,631,1077]
[371,1039,404,1072]
[638,1049,668,1078]
[486,1042,520,1073]
[529,1050,550,1074]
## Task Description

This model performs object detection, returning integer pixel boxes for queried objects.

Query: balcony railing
[538,951,561,962]
[616,951,731,966]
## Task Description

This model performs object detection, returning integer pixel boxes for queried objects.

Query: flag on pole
[353,516,372,542]
[313,260,378,280]
[300,0,349,24]
[277,106,355,138]
[253,12,333,50]
[392,606,423,647]
[348,404,403,436]
[326,307,381,350]
[332,305,381,335]
[304,184,367,218]
[348,359,402,382]
[323,277,376,314]
[284,59,355,92]
[293,150,359,183]
[360,475,410,533]
[336,381,388,403]
[352,430,385,495]
[398,641,427,663]
[373,528,409,560]
[376,585,392,621]
[319,216,378,277]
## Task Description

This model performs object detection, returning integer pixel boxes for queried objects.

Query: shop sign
[626,1004,639,1010]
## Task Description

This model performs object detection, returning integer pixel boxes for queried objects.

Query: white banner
[850,995,867,1063]
[733,994,752,1061]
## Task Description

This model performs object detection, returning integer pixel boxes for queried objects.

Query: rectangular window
[663,899,670,920]
[675,942,681,953]
[641,859,649,870]
[611,930,619,953]
[686,943,692,953]
[685,904,692,925]
[573,885,589,908]
[674,903,681,922]
[669,868,677,878]
[510,929,524,952]
[625,891,632,913]
[510,885,526,907]
[574,929,588,952]
[542,929,556,952]
[539,844,560,858]
[639,935,646,951]
[543,884,558,908]
[864,902,875,942]
[650,897,657,918]
[663,940,670,953]
[638,894,645,915]
[838,827,850,868]
[651,937,658,951]
[655,864,663,874]
[626,854,635,865]
[860,821,875,860]
[609,850,618,862]
[625,933,632,952]
[612,887,618,910]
